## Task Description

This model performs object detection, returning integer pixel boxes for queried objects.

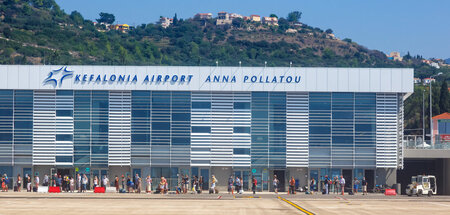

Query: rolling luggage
[209,188,214,194]
[14,185,18,192]
[33,187,37,192]
[119,188,127,193]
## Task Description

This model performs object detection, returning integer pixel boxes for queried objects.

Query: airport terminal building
[0,65,413,191]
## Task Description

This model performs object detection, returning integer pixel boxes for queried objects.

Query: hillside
[0,0,437,71]
[1,0,449,135]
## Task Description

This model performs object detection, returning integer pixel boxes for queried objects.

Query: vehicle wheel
[417,190,422,197]
[428,192,432,197]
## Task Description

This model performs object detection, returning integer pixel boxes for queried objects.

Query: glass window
[0,133,12,141]
[234,102,250,109]
[132,110,150,118]
[132,134,150,143]
[56,110,73,117]
[152,122,170,130]
[233,127,250,133]
[192,102,211,109]
[172,113,190,121]
[233,148,250,155]
[192,126,211,133]
[56,90,73,96]
[14,121,32,129]
[56,134,73,141]
[171,137,190,145]
[56,156,72,162]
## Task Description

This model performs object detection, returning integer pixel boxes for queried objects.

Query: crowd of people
[2,172,368,196]
[308,175,368,195]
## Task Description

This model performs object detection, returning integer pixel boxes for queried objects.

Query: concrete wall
[376,168,397,187]
[288,167,308,188]
[210,166,232,191]
[444,158,450,195]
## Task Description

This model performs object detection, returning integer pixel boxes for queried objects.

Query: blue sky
[56,0,449,59]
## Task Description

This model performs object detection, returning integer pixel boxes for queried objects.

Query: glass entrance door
[91,169,109,187]
[200,168,209,190]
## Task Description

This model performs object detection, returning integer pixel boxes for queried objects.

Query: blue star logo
[43,66,74,87]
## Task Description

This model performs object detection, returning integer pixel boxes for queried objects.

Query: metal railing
[404,135,450,149]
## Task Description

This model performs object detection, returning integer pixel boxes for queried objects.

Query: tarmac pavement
[1,191,449,214]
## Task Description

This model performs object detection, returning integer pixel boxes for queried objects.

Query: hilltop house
[158,17,173,28]
[387,52,403,61]
[194,13,213,20]
[216,12,232,25]
[250,15,261,22]
[262,17,278,26]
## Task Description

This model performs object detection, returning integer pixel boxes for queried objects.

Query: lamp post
[429,72,443,147]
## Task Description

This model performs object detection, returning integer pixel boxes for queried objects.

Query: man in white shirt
[340,175,346,195]
[102,176,109,188]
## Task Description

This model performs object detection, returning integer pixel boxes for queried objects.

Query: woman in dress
[93,176,98,189]
[16,174,21,192]
[159,177,165,194]
[69,176,75,192]
[146,175,152,194]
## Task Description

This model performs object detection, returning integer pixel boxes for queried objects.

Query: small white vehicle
[406,175,437,197]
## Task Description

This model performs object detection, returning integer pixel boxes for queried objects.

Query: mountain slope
[0,0,422,68]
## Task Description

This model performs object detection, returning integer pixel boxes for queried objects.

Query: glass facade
[0,90,397,171]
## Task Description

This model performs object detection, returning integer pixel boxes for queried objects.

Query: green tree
[325,29,333,34]
[96,12,115,24]
[70,11,84,25]
[270,14,278,18]
[287,11,302,23]
[439,80,449,113]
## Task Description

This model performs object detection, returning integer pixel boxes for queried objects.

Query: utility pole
[429,72,443,147]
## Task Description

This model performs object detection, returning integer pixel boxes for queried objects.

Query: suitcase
[33,187,37,192]
[14,185,18,192]
[209,188,214,194]
[348,191,354,195]
[119,188,127,193]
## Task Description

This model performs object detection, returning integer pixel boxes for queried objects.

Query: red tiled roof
[433,112,450,120]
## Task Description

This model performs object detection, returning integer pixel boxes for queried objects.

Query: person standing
[134,174,140,191]
[362,177,368,195]
[211,175,217,194]
[333,176,339,194]
[26,175,32,192]
[69,176,75,192]
[183,174,189,194]
[289,176,295,195]
[121,175,125,190]
[235,176,241,194]
[43,174,49,187]
[103,175,109,189]
[252,176,257,195]
[114,176,119,193]
[16,174,21,192]
[228,176,234,195]
[77,174,81,193]
[273,175,279,194]
[198,176,203,193]
[93,176,98,189]
[353,177,360,195]
[310,178,315,194]
[146,175,152,194]
[82,174,88,193]
[340,175,346,195]
[324,175,329,195]
[34,175,39,190]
